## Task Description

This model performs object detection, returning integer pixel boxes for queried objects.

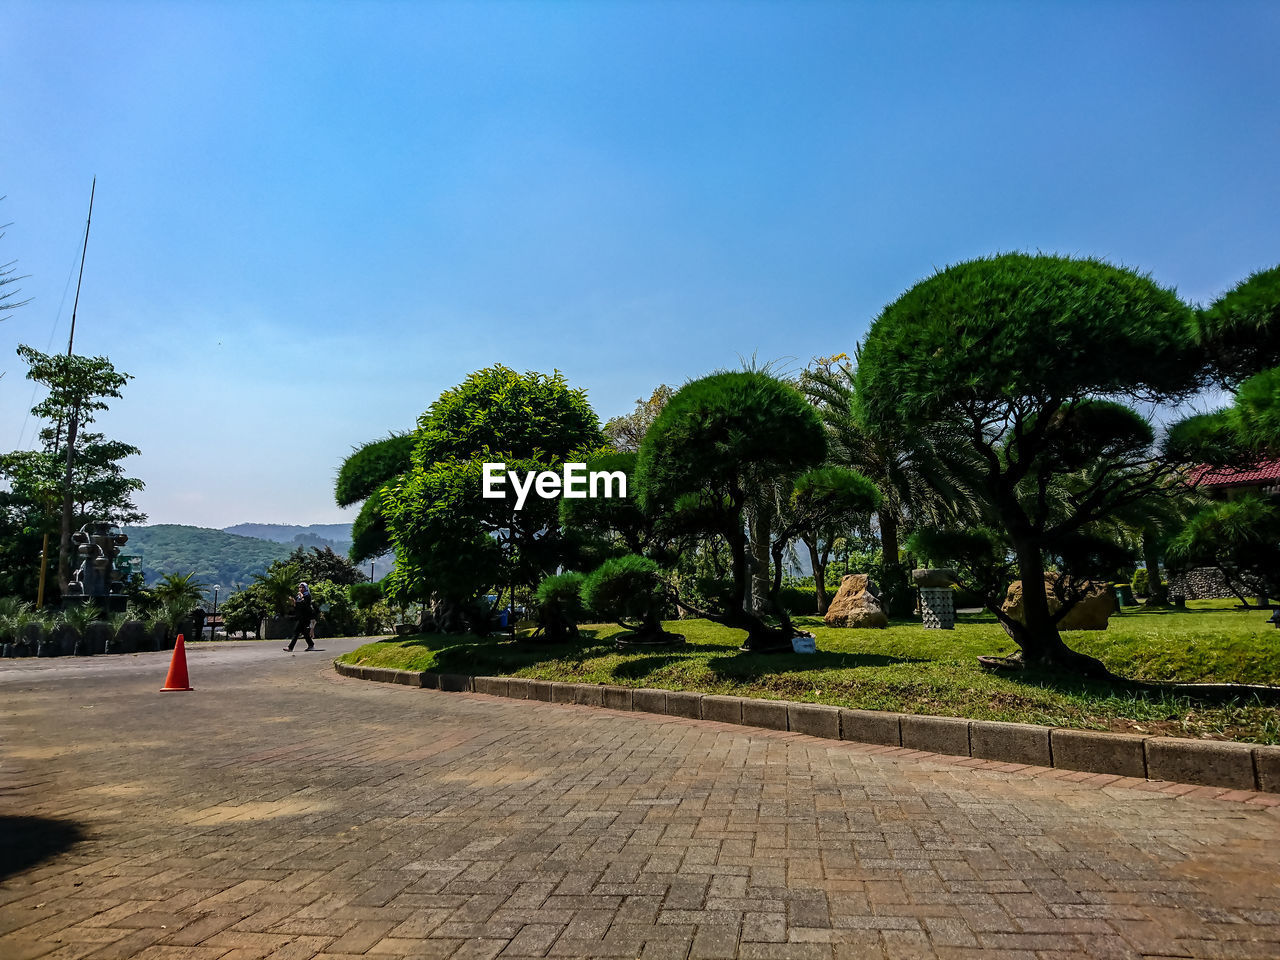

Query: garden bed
[337,600,1280,745]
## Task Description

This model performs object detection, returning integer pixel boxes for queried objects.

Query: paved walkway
[2,642,1279,960]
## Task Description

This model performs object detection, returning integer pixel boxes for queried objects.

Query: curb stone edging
[332,661,1279,795]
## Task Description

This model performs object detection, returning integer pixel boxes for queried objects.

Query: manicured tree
[856,254,1201,675]
[580,554,681,644]
[767,466,880,634]
[1187,266,1280,453]
[635,370,827,651]
[532,571,586,643]
[334,433,414,564]
[382,367,603,631]
[1166,496,1280,606]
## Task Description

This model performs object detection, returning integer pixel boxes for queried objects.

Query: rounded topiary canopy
[335,433,414,507]
[414,365,601,464]
[1196,265,1280,386]
[635,370,827,513]
[854,253,1199,428]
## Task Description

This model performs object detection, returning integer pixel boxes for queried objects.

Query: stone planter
[261,617,294,640]
[53,623,79,656]
[85,621,113,655]
[117,620,147,654]
[913,569,958,629]
[151,623,170,651]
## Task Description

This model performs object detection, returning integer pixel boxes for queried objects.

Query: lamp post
[212,585,219,640]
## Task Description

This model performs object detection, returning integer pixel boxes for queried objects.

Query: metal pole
[36,533,49,607]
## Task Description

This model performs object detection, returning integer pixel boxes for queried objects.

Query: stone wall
[1166,566,1268,601]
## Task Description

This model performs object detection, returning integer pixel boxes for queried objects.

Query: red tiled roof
[1191,458,1280,489]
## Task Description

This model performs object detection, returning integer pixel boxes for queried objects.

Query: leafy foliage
[532,571,586,643]
[855,254,1201,673]
[603,385,673,452]
[1195,265,1280,387]
[382,366,603,627]
[1167,495,1280,603]
[334,433,414,507]
[635,370,827,649]
[580,554,671,639]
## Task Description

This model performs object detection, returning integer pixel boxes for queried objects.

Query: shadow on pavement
[0,815,86,881]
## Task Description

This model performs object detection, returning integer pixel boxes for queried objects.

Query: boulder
[823,574,889,629]
[912,568,958,589]
[1001,575,1115,632]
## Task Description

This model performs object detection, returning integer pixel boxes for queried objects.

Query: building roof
[1191,458,1280,489]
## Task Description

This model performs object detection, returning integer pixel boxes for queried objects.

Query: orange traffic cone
[160,633,194,692]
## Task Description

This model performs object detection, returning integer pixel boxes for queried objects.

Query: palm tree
[150,571,209,612]
[800,355,978,613]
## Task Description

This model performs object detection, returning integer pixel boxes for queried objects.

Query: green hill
[122,525,294,596]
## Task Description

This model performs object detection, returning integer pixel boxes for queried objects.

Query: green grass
[339,599,1280,744]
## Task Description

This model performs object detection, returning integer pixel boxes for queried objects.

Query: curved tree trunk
[804,536,829,615]
[1008,539,1109,676]
[747,505,772,617]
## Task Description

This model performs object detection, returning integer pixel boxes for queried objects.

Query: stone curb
[332,662,1278,794]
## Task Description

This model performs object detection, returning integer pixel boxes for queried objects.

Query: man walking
[284,582,315,652]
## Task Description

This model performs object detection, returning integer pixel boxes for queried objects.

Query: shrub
[348,581,384,610]
[581,555,679,643]
[532,572,586,643]
[1131,567,1150,598]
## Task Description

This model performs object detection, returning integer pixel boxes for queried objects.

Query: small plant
[59,602,101,634]
[532,571,586,643]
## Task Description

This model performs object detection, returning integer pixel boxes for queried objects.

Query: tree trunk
[57,409,81,593]
[746,505,772,617]
[879,510,899,572]
[804,536,828,615]
[1008,539,1109,676]
[1141,528,1167,605]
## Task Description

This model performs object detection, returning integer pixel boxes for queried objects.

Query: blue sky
[2,0,1277,529]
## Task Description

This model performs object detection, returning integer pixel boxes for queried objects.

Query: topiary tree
[580,554,681,645]
[531,571,586,643]
[1178,266,1280,456]
[382,367,603,631]
[635,370,828,651]
[335,433,414,565]
[856,253,1201,675]
[1166,495,1280,607]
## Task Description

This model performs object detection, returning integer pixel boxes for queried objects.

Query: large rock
[823,574,889,629]
[1001,575,1115,631]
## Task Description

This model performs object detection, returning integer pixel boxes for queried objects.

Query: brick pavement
[2,643,1279,959]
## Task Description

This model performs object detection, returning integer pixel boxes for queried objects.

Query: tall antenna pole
[54,178,97,601]
[67,177,95,357]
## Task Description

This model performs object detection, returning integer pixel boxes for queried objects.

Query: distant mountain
[222,522,353,552]
[122,524,295,596]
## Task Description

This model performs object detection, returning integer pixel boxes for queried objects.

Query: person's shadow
[0,815,86,881]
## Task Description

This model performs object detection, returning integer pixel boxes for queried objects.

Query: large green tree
[0,346,144,602]
[634,370,832,651]
[381,366,602,630]
[855,253,1201,674]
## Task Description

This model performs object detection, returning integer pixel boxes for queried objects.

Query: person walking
[284,582,315,652]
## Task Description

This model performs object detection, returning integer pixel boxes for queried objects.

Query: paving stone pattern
[3,644,1280,959]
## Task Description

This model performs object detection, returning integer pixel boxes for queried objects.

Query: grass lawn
[339,599,1280,744]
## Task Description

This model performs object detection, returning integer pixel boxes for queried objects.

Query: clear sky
[2,0,1277,530]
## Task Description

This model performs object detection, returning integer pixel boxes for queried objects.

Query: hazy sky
[2,0,1277,529]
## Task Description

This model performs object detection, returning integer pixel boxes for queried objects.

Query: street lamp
[212,585,219,640]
